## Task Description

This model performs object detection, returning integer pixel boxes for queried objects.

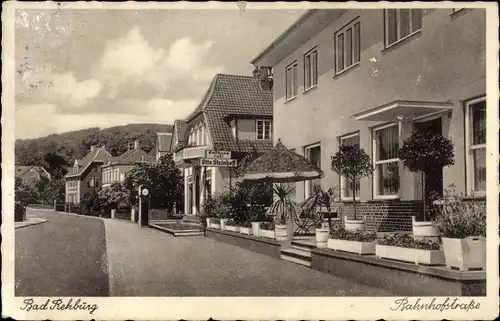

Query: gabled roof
[157,132,172,152]
[15,166,51,180]
[104,147,148,167]
[174,73,274,153]
[66,146,111,178]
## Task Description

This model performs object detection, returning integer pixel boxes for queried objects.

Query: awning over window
[351,100,453,122]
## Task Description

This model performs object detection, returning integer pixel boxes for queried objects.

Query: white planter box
[210,223,221,229]
[251,222,261,237]
[239,227,252,235]
[275,224,288,241]
[344,219,365,232]
[442,237,486,271]
[327,238,376,255]
[220,219,228,230]
[315,228,330,248]
[375,244,445,265]
[225,225,240,232]
[259,229,275,239]
[412,216,439,242]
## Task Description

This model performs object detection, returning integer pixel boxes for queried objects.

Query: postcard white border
[2,1,499,320]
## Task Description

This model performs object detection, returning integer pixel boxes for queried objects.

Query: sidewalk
[103,218,393,296]
[15,217,48,229]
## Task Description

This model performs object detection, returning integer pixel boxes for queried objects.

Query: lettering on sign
[205,150,231,159]
[200,158,238,167]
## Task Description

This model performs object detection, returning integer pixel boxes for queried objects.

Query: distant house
[15,166,51,185]
[171,73,273,215]
[156,132,173,162]
[101,140,148,188]
[65,146,111,204]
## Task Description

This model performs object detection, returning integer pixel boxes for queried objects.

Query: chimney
[90,145,96,152]
[134,140,139,150]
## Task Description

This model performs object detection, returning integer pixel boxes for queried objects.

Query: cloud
[18,65,102,109]
[95,27,224,100]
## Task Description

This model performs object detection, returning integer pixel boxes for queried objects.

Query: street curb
[51,210,107,221]
[15,218,48,229]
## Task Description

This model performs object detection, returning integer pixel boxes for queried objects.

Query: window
[256,120,272,140]
[373,124,400,198]
[335,19,360,74]
[304,144,321,198]
[340,133,361,200]
[466,97,487,194]
[285,61,298,100]
[304,48,318,90]
[385,9,422,47]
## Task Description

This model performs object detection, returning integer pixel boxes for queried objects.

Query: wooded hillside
[15,123,173,168]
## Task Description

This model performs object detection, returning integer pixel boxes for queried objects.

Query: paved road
[16,209,392,297]
[15,209,109,296]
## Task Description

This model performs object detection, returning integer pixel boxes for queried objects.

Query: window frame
[465,96,487,196]
[384,9,423,48]
[285,61,298,101]
[303,47,318,91]
[256,119,272,140]
[334,17,361,75]
[304,143,322,199]
[372,123,400,199]
[339,132,361,201]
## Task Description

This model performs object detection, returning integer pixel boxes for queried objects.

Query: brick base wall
[332,201,423,232]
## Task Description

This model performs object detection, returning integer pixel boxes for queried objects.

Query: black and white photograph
[2,1,499,320]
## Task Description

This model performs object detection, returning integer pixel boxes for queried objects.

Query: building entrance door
[414,117,444,199]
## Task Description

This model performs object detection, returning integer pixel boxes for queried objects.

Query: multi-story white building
[251,8,487,231]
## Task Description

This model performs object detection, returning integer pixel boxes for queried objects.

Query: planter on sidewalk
[375,244,445,265]
[315,226,330,248]
[327,239,376,255]
[239,226,252,235]
[251,222,261,237]
[225,224,240,233]
[259,229,275,239]
[219,218,228,230]
[442,236,486,271]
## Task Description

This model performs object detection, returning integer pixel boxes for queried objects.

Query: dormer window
[256,120,272,140]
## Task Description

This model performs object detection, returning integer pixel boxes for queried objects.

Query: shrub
[434,185,486,239]
[377,233,440,250]
[200,192,232,219]
[260,221,275,230]
[329,226,377,242]
[241,221,252,228]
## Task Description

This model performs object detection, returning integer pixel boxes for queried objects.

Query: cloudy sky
[14,8,305,139]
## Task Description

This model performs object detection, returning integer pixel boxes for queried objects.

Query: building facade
[65,146,111,204]
[15,166,51,185]
[172,74,273,215]
[101,140,148,188]
[251,8,486,231]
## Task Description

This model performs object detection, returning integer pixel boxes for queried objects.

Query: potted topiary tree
[399,130,454,240]
[330,144,373,231]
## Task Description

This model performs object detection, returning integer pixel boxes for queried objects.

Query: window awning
[351,100,453,122]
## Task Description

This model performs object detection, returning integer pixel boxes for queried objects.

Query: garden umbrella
[242,139,324,183]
